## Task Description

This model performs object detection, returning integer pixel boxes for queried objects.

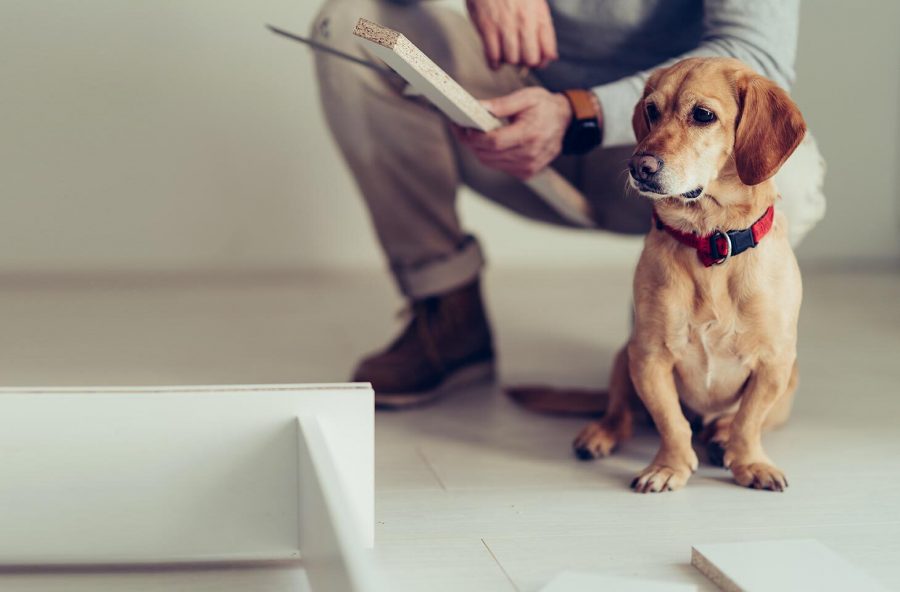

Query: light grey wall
[0,0,897,275]
[792,0,900,264]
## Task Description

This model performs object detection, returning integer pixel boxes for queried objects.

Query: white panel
[298,417,381,592]
[0,383,373,565]
[692,539,889,592]
[352,19,594,228]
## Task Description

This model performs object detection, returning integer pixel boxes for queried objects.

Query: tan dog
[572,57,806,492]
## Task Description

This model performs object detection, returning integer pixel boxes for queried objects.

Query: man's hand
[455,87,571,180]
[465,0,558,69]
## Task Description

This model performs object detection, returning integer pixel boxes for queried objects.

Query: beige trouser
[312,0,826,299]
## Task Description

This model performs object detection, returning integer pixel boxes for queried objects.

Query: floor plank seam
[416,446,447,491]
[480,538,520,592]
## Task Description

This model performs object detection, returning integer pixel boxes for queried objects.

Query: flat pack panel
[692,539,889,592]
[352,18,594,228]
[0,384,373,565]
[298,417,381,592]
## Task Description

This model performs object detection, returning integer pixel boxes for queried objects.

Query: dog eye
[646,103,660,123]
[692,107,716,124]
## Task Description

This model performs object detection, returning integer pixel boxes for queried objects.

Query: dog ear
[734,75,806,186]
[631,93,651,143]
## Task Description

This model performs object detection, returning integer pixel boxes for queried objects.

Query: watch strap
[561,89,603,155]
[562,89,601,122]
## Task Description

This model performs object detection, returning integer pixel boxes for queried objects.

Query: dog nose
[630,153,663,181]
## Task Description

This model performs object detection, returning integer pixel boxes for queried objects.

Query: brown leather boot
[353,280,496,409]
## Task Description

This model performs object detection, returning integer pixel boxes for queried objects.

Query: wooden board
[352,18,595,228]
[691,539,889,592]
[0,384,373,566]
[298,417,380,592]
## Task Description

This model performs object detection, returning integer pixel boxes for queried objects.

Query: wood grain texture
[352,18,594,228]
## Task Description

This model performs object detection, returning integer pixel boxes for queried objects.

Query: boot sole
[374,360,496,410]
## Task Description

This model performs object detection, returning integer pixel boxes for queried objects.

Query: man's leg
[566,147,651,235]
[312,0,569,299]
[313,0,575,406]
[773,133,827,246]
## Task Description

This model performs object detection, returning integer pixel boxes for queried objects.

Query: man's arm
[595,0,800,147]
[389,0,558,70]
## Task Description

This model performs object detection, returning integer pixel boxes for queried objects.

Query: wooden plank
[298,417,381,592]
[691,539,890,592]
[0,383,373,566]
[352,18,595,228]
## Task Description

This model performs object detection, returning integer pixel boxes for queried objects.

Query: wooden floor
[0,267,897,591]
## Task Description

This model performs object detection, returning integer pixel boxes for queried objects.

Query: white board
[299,417,381,592]
[352,18,595,228]
[0,383,373,566]
[692,539,889,592]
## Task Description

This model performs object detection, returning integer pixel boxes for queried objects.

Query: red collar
[652,206,775,267]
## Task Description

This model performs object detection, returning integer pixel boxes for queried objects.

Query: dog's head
[628,57,806,202]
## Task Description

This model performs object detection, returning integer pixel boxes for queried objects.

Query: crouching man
[310,0,826,407]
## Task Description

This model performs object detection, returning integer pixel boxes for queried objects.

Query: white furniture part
[0,384,378,591]
[692,539,889,592]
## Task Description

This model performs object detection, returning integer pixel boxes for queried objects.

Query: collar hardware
[653,206,775,267]
[710,230,733,265]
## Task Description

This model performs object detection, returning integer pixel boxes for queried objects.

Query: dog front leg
[628,349,698,493]
[572,346,636,459]
[723,361,794,491]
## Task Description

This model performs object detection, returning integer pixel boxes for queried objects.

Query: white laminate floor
[0,266,897,591]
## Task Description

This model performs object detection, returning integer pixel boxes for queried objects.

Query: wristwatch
[561,89,603,155]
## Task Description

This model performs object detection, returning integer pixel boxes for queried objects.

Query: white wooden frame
[298,416,381,591]
[0,384,377,590]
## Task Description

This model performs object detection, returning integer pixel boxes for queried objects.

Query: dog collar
[652,206,775,267]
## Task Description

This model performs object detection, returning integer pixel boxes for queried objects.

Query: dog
[571,57,806,492]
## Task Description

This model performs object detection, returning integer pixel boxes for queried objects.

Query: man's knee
[311,0,404,141]
[311,0,479,85]
[775,132,827,246]
[312,0,459,50]
[311,0,372,57]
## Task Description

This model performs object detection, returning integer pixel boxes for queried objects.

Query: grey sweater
[539,0,799,146]
[392,0,800,147]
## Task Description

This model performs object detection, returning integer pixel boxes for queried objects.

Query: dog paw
[630,464,692,493]
[572,422,619,460]
[731,462,789,491]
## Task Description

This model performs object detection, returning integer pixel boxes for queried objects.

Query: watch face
[567,119,602,155]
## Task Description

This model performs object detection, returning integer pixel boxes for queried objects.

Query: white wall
[791,0,900,264]
[1,0,897,276]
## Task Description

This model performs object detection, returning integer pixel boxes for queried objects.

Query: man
[311,0,826,407]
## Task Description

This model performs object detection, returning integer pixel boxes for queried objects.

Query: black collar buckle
[710,228,759,263]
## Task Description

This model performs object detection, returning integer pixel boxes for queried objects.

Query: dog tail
[504,385,609,416]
